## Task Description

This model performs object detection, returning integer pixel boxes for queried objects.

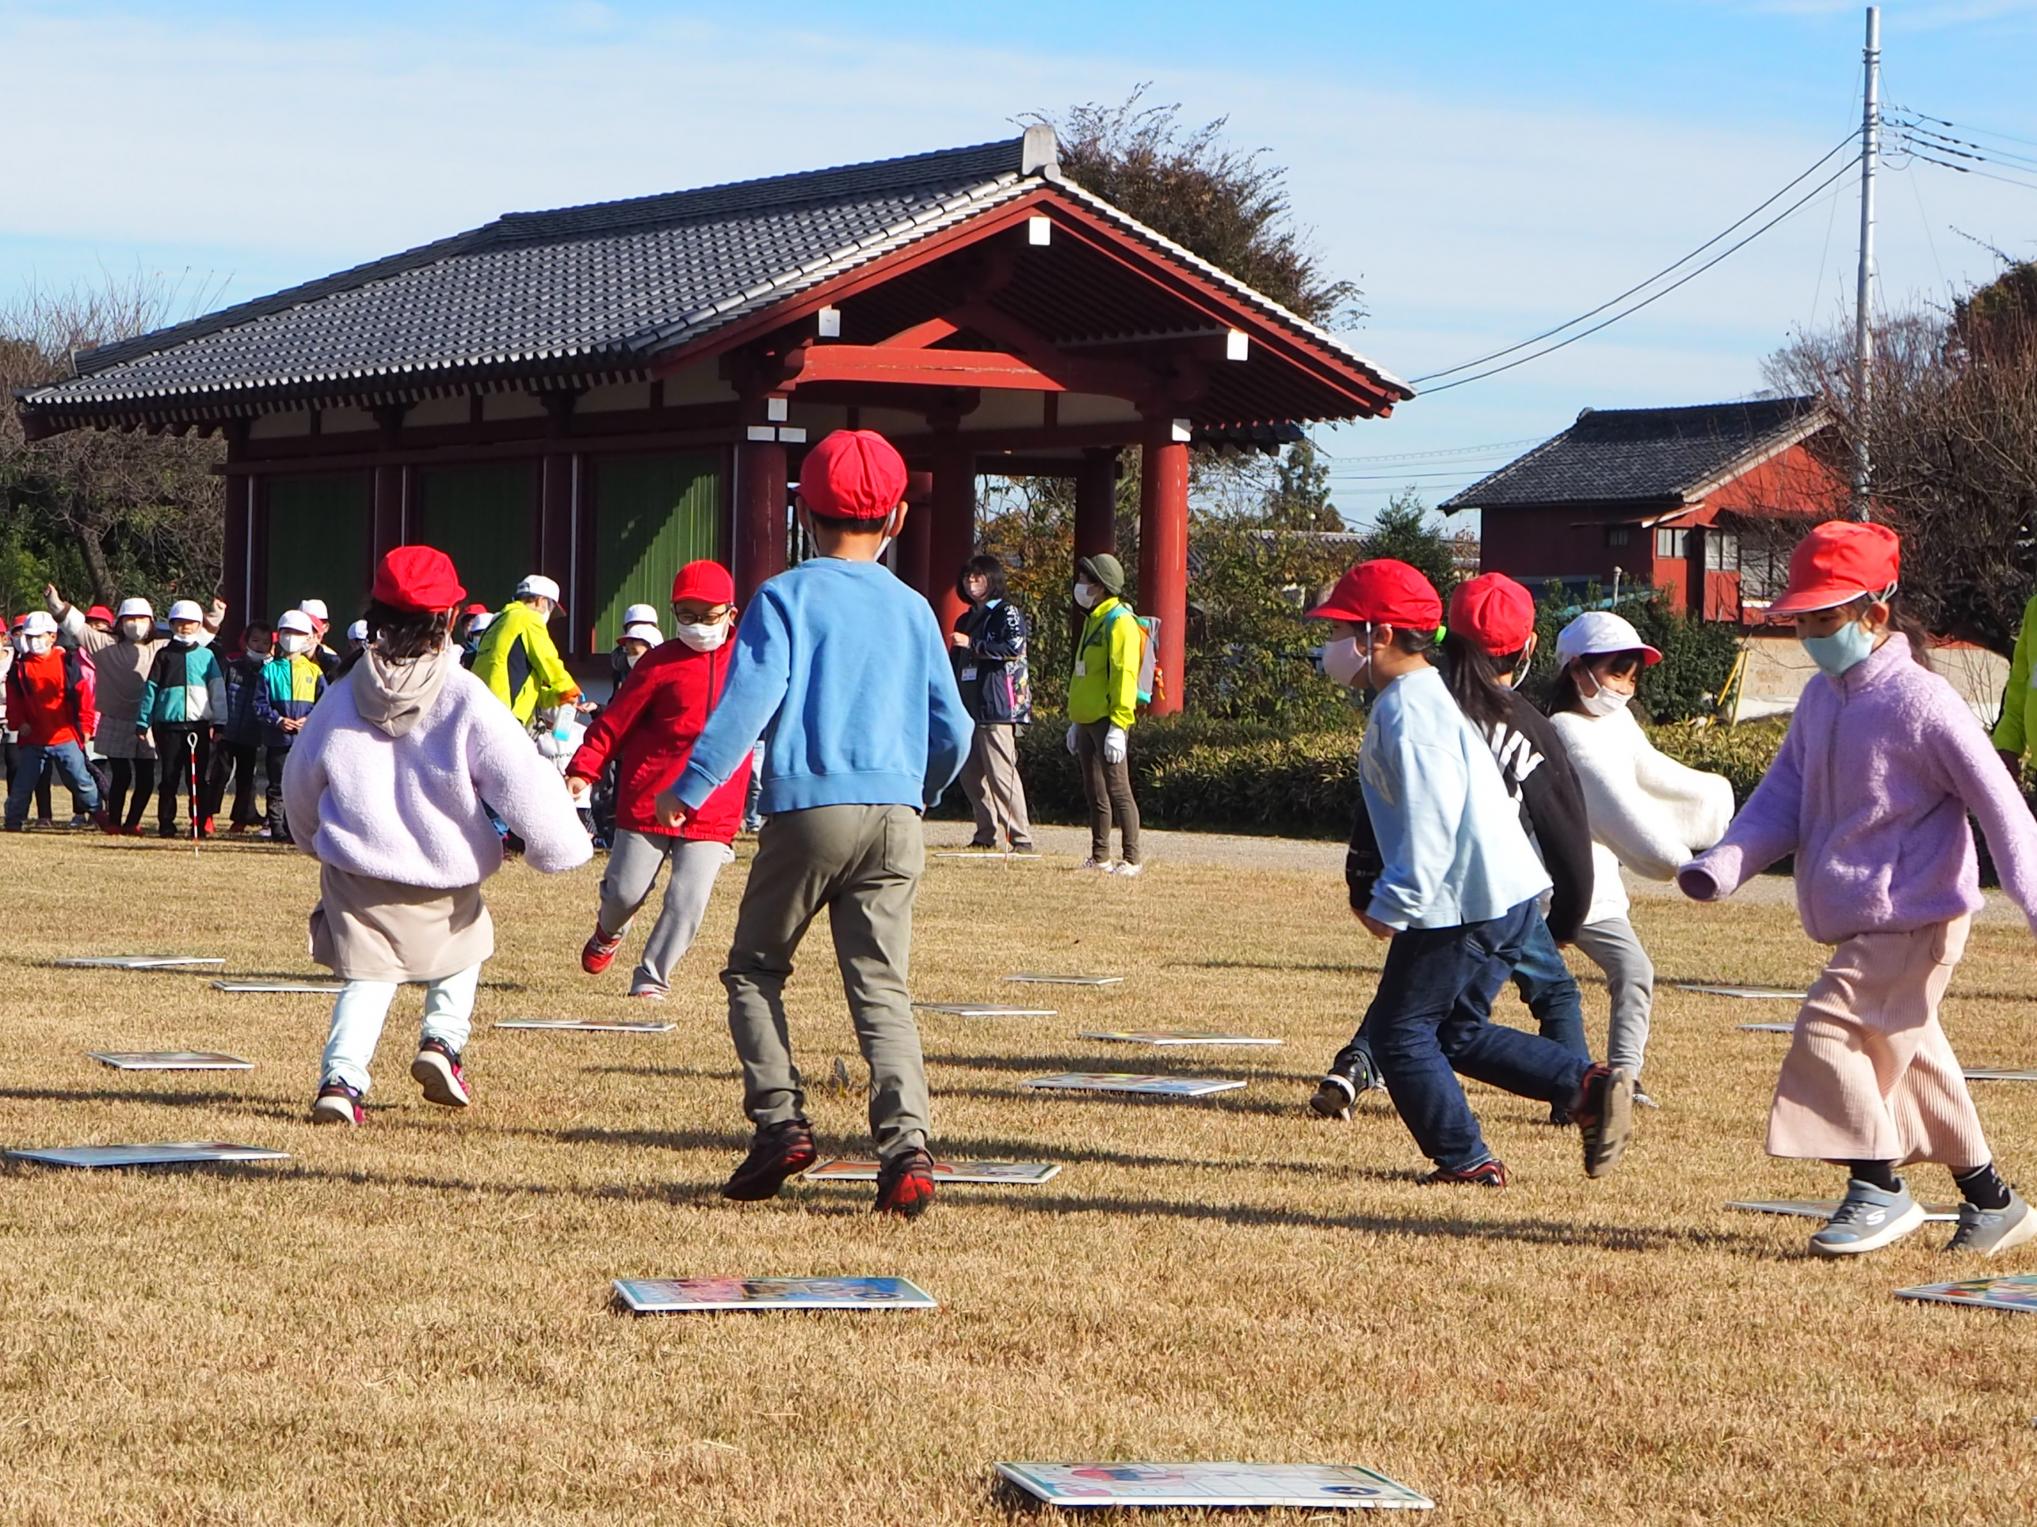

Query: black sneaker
[1420,1159,1509,1187]
[1574,1064,1636,1179]
[1308,1074,1357,1120]
[875,1146,936,1219]
[721,1119,817,1201]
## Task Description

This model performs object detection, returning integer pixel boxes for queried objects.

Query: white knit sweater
[284,665,591,889]
[1549,706,1735,926]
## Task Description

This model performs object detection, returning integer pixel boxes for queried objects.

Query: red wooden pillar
[1074,447,1117,562]
[734,434,788,606]
[928,437,976,632]
[895,470,933,597]
[370,405,408,557]
[1137,415,1189,717]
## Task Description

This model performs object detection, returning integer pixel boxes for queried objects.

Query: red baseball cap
[461,602,488,617]
[796,429,908,521]
[85,605,115,626]
[370,545,466,612]
[670,559,735,605]
[1766,520,1901,617]
[1309,559,1444,631]
[1448,573,1536,657]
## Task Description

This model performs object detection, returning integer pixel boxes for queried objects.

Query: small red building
[14,128,1409,709]
[1443,397,1847,622]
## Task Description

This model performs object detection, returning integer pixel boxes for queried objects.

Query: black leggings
[106,757,157,831]
[150,725,210,834]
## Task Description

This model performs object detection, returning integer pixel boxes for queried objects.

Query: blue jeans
[1361,899,1592,1171]
[1329,912,1587,1082]
[5,741,98,828]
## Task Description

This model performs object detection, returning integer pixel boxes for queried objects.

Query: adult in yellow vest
[1064,553,1143,876]
[1993,590,2037,785]
[471,574,582,726]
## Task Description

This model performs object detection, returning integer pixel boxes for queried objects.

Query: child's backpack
[1103,605,1161,709]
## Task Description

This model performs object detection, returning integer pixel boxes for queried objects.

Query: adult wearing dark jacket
[1311,573,1596,1120]
[950,554,1034,851]
[567,560,751,998]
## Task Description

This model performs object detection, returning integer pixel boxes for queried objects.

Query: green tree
[1360,491,1461,600]
[1263,436,1343,530]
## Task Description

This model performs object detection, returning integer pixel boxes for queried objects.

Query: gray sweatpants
[721,803,929,1160]
[599,831,731,995]
[960,723,1032,848]
[1573,916,1655,1080]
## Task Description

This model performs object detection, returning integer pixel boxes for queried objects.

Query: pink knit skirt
[1766,915,1989,1170]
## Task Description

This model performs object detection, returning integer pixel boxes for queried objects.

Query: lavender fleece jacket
[1679,634,2037,943]
[285,664,591,889]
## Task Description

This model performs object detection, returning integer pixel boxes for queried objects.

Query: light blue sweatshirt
[1359,664,1551,931]
[672,557,973,816]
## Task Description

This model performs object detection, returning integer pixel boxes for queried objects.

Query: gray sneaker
[1809,1178,1927,1257]
[1946,1191,2037,1258]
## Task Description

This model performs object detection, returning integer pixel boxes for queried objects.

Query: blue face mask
[1801,619,1876,678]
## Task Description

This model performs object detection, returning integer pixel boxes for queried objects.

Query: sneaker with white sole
[410,1039,471,1108]
[1809,1178,1927,1257]
[311,1079,364,1125]
[625,986,668,1001]
[1078,857,1115,873]
[1946,1190,2037,1257]
[1308,1073,1357,1120]
[1113,861,1144,879]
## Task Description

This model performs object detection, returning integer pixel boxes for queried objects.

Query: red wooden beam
[781,342,1150,399]
[873,315,962,350]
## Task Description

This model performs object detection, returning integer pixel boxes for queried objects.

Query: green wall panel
[415,462,539,611]
[591,453,722,645]
[265,472,372,626]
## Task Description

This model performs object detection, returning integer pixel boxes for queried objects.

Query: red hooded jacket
[566,637,747,841]
[6,646,98,747]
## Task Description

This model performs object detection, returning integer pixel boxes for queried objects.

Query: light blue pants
[319,964,481,1095]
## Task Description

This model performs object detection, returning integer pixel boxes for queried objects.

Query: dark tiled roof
[28,139,1038,409]
[1440,397,1826,512]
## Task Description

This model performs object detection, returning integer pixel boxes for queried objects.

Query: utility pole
[1852,5,1880,520]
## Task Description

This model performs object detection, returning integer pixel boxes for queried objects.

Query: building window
[1604,525,1631,548]
[1655,527,1683,560]
[1706,530,1741,572]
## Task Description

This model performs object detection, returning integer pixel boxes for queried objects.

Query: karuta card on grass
[1078,1030,1281,1047]
[1672,982,1808,1001]
[89,1052,253,1071]
[5,1142,289,1169]
[1006,973,1124,986]
[212,980,344,994]
[493,1020,676,1033]
[1737,1023,1796,1034]
[804,1159,1061,1184]
[994,1462,1434,1510]
[1728,1199,1959,1222]
[1894,1274,2037,1314]
[1022,1072,1244,1098]
[912,1003,1058,1018]
[934,851,1041,861]
[54,955,224,970]
[1963,1068,2037,1082]
[613,1277,937,1314]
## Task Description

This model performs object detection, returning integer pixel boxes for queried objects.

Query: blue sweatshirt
[1358,664,1550,931]
[672,558,973,815]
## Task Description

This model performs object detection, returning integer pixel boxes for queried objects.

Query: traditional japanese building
[15,127,1409,708]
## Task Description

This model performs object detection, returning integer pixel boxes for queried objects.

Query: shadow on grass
[573,1064,744,1082]
[0,1084,300,1122]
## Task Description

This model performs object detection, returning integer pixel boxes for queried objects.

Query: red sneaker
[1420,1159,1509,1187]
[875,1146,937,1219]
[581,926,624,974]
[410,1039,471,1108]
[311,1080,364,1125]
[721,1119,817,1201]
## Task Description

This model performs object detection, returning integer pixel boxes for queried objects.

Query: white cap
[20,611,57,637]
[346,619,369,641]
[1554,610,1663,669]
[622,621,662,646]
[622,602,658,628]
[276,609,314,636]
[300,598,329,622]
[116,597,154,620]
[167,599,205,624]
[515,574,563,606]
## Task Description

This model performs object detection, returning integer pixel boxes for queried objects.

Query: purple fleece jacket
[1679,633,2037,943]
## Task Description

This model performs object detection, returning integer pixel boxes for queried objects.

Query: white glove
[1065,723,1080,755]
[1103,726,1127,765]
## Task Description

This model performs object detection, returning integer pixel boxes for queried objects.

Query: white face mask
[674,620,729,654]
[1577,666,1632,717]
[23,634,55,657]
[278,633,310,656]
[121,618,152,641]
[1073,582,1098,610]
[1321,627,1372,689]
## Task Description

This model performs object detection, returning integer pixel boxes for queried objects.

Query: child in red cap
[568,559,750,998]
[1682,521,2037,1257]
[285,545,591,1124]
[1310,572,1597,1122]
[1309,559,1635,1185]
[655,429,972,1218]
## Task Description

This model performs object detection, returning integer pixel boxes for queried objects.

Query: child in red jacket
[567,560,750,998]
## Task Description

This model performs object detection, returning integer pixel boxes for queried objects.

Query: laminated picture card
[494,1020,676,1033]
[804,1159,1061,1184]
[995,1462,1434,1510]
[913,1004,1058,1018]
[55,955,224,970]
[614,1277,937,1313]
[1023,1073,1245,1098]
[6,1142,290,1169]
[1006,974,1124,986]
[1079,1031,1281,1047]
[89,1052,253,1071]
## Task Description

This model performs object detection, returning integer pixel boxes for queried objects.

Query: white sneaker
[1114,861,1144,879]
[1078,857,1115,873]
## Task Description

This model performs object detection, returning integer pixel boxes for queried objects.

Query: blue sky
[6,0,2036,525]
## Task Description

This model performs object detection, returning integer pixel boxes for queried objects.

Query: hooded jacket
[470,599,578,725]
[4,645,97,747]
[567,637,748,841]
[137,640,227,728]
[1066,595,1142,729]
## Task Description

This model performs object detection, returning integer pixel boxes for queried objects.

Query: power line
[1889,104,2037,155]
[1888,115,2037,173]
[1419,157,1859,396]
[1318,435,1544,464]
[1410,132,1858,386]
[1886,131,2037,195]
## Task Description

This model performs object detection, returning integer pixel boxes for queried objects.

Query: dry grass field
[3,824,2035,1525]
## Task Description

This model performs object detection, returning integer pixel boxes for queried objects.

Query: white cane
[188,731,201,860]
